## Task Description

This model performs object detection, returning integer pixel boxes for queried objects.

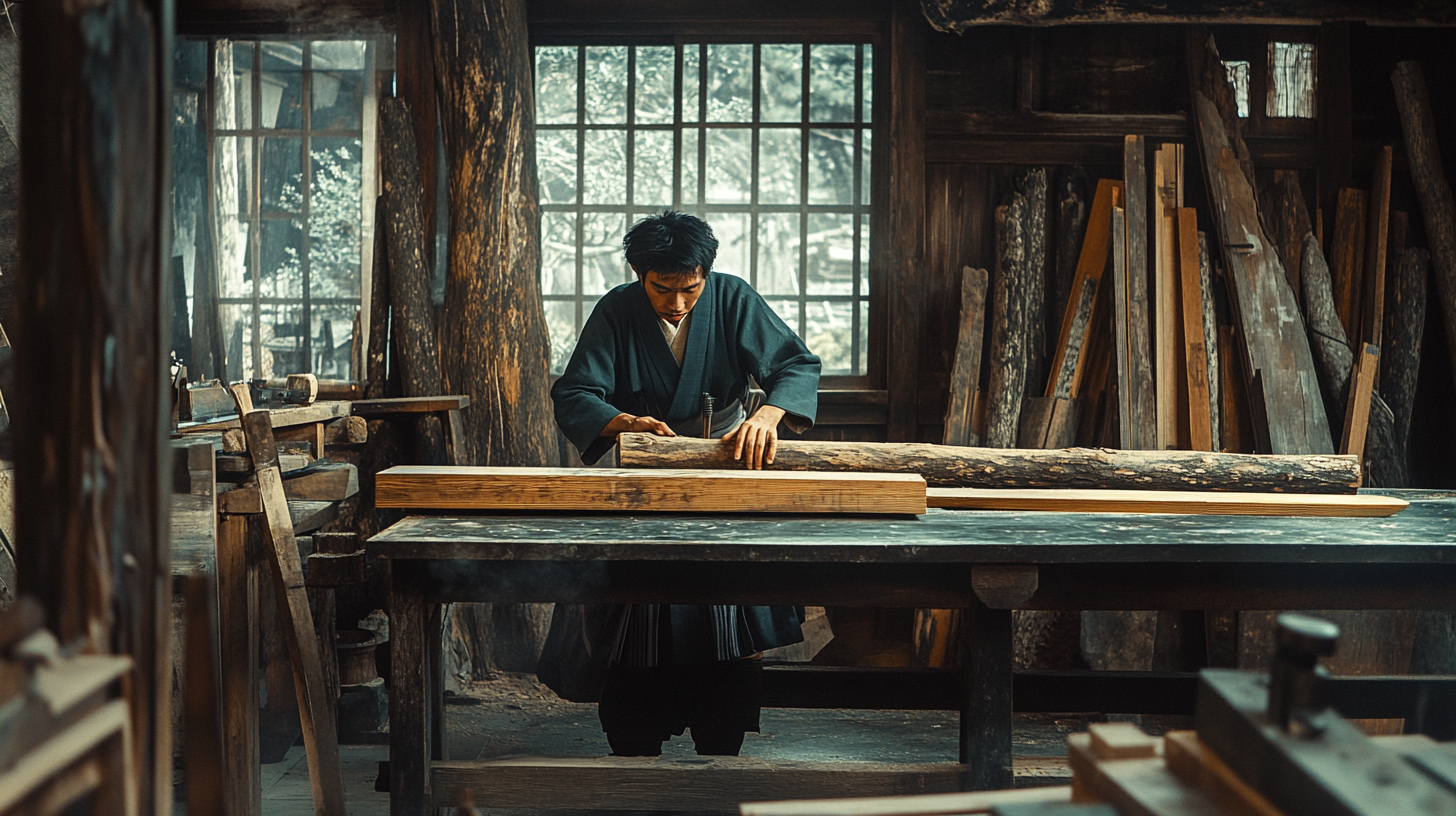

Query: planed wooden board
[1111,206,1133,448]
[1154,143,1185,451]
[943,267,990,447]
[928,488,1407,517]
[1124,135,1157,451]
[1362,145,1394,349]
[1331,188,1369,340]
[1178,209,1214,451]
[375,466,929,514]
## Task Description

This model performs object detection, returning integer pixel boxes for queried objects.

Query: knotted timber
[617,434,1360,494]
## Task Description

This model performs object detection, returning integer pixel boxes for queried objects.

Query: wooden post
[959,603,1013,790]
[217,512,261,816]
[986,196,1030,448]
[430,0,555,467]
[1392,61,1456,381]
[943,267,989,447]
[885,0,926,442]
[15,0,173,812]
[1110,206,1133,448]
[1153,143,1184,451]
[184,574,227,816]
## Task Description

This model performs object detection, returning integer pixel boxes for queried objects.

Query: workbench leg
[390,561,430,816]
[959,603,1014,790]
[429,603,449,761]
[217,513,260,816]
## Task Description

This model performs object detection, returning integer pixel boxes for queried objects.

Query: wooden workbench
[368,490,1456,815]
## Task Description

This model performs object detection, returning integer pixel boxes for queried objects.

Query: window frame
[531,26,889,390]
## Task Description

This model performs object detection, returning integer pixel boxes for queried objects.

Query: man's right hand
[601,413,677,438]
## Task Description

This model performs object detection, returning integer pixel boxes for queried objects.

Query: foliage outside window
[173,39,375,382]
[533,41,875,376]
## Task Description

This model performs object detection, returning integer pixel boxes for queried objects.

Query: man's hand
[601,413,676,438]
[723,405,786,470]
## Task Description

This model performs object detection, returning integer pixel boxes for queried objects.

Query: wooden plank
[0,699,131,813]
[1362,145,1394,349]
[1111,206,1133,448]
[1392,61,1456,383]
[1162,731,1282,816]
[943,267,989,447]
[282,463,359,502]
[922,0,1456,29]
[617,434,1362,493]
[885,0,925,442]
[1331,188,1368,339]
[986,195,1031,448]
[351,395,471,416]
[179,401,351,433]
[927,488,1407,517]
[1187,30,1334,455]
[431,758,968,812]
[1198,233,1220,451]
[1047,179,1122,399]
[183,575,225,816]
[1258,169,1313,312]
[1124,135,1156,451]
[375,466,929,515]
[1153,144,1184,451]
[240,411,346,816]
[1340,342,1380,459]
[365,194,390,400]
[216,513,260,816]
[1217,324,1252,453]
[743,787,1071,816]
[1017,397,1079,450]
[1382,248,1428,464]
[1178,210,1213,451]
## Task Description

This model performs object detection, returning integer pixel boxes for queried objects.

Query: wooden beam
[919,0,1456,30]
[1339,343,1379,459]
[1153,144,1184,451]
[375,466,929,515]
[986,195,1030,448]
[1392,61,1456,383]
[1331,188,1368,340]
[282,463,360,502]
[1187,29,1334,455]
[1110,206,1133,448]
[1362,145,1394,348]
[886,0,927,441]
[928,488,1406,518]
[1123,135,1156,451]
[943,267,989,446]
[1178,209,1213,452]
[740,786,1071,816]
[617,434,1362,494]
[351,395,470,416]
[1381,248,1428,468]
[215,513,259,816]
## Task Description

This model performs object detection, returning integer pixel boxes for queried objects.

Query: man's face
[638,267,706,326]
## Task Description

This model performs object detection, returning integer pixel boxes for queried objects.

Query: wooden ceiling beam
[921,0,1456,31]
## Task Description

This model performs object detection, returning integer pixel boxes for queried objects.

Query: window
[1219,36,1315,123]
[1223,60,1252,118]
[1267,42,1315,119]
[173,39,378,382]
[534,41,876,377]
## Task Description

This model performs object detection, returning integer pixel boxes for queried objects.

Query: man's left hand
[723,405,786,470]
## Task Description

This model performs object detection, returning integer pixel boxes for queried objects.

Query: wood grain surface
[375,466,929,514]
[927,488,1408,517]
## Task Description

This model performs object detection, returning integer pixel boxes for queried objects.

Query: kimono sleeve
[550,297,630,464]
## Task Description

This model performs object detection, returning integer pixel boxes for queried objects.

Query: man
[551,210,821,757]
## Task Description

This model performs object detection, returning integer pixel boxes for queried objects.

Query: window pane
[544,299,579,373]
[260,218,304,298]
[680,129,700,206]
[634,130,674,208]
[261,43,304,129]
[706,128,751,204]
[537,130,578,204]
[636,46,675,125]
[707,44,752,122]
[807,213,854,296]
[536,46,578,125]
[262,137,303,214]
[260,302,306,378]
[809,44,855,123]
[585,46,628,124]
[309,138,363,298]
[858,298,869,374]
[760,44,803,123]
[861,44,873,123]
[1223,60,1250,118]
[583,129,627,204]
[682,44,701,124]
[757,213,800,296]
[310,67,363,130]
[219,303,249,380]
[215,42,254,129]
[1268,42,1315,118]
[312,41,366,70]
[311,303,358,378]
[758,129,801,205]
[806,300,853,373]
[712,213,750,279]
[767,299,799,334]
[214,136,252,298]
[808,129,854,205]
[860,213,871,292]
[541,212,578,296]
[859,130,872,206]
[217,218,251,299]
[582,212,626,294]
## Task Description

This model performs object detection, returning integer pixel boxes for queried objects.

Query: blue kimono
[550,272,821,666]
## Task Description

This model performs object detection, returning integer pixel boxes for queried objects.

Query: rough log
[920,0,1456,30]
[1021,167,1049,393]
[1381,248,1428,471]
[1300,234,1405,486]
[1198,233,1220,451]
[1392,62,1456,380]
[16,0,172,812]
[1123,135,1156,451]
[985,195,1030,448]
[365,194,390,399]
[617,434,1361,494]
[943,266,989,447]
[0,24,16,329]
[1258,169,1312,312]
[431,0,555,468]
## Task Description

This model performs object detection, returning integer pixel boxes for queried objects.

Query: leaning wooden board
[929,488,1408,517]
[376,466,929,514]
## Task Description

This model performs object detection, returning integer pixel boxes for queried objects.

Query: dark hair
[623,211,718,277]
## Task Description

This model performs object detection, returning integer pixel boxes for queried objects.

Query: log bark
[985,195,1030,448]
[1258,169,1312,312]
[1300,233,1405,486]
[1021,168,1048,394]
[430,0,554,468]
[1198,233,1220,450]
[365,194,391,399]
[0,27,16,330]
[618,433,1361,494]
[1392,61,1456,382]
[1187,29,1333,455]
[1381,247,1428,467]
[16,0,172,812]
[380,98,446,463]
